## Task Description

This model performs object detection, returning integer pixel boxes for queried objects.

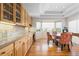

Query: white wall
[67,13,79,33]
[67,13,79,21]
[67,13,79,44]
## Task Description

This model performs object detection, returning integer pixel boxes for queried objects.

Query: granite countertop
[0,31,34,49]
[0,33,25,49]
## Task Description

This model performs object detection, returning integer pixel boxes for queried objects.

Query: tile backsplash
[0,23,26,42]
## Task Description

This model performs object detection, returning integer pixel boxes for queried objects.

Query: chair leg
[71,41,73,46]
[61,44,64,51]
[67,44,70,51]
[52,39,54,43]
[55,40,58,46]
[64,44,66,47]
[47,40,49,45]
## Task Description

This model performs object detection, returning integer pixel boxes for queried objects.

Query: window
[77,19,79,32]
[68,19,79,44]
[68,20,77,33]
[56,22,62,32]
[36,22,41,30]
[42,22,55,32]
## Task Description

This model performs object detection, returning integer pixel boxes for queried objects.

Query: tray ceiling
[23,3,79,19]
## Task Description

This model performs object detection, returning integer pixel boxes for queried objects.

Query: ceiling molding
[24,3,79,19]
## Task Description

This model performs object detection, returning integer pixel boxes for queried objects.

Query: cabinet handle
[1,51,6,54]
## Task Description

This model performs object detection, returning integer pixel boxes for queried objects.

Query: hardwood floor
[26,38,79,56]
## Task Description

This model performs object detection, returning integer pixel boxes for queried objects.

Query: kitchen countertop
[0,33,27,49]
[0,31,34,49]
[0,33,26,49]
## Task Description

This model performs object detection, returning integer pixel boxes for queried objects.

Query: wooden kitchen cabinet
[22,42,26,56]
[0,4,1,20]
[21,35,33,56]
[21,6,26,26]
[0,3,33,56]
[21,36,27,56]
[0,3,15,23]
[25,39,28,54]
[27,36,33,51]
[0,34,33,56]
[25,9,28,27]
[0,3,32,27]
[15,3,22,24]
[28,15,32,26]
[21,36,32,56]
[0,3,28,26]
[0,3,14,23]
[27,36,30,50]
[29,17,32,25]
[14,36,28,56]
[0,43,14,56]
[14,38,23,56]
[15,45,22,56]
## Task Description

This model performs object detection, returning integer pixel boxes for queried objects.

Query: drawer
[15,39,23,48]
[0,50,14,56]
[22,37,26,43]
[0,44,13,55]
